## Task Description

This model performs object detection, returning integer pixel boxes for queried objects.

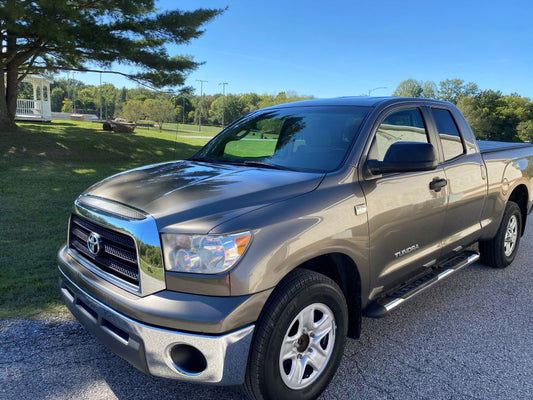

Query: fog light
[170,344,207,375]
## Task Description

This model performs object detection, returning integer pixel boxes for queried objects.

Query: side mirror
[367,142,438,175]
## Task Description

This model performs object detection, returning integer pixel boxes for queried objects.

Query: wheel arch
[295,253,362,339]
[508,184,529,235]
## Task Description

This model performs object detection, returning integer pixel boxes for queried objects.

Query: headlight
[161,232,252,274]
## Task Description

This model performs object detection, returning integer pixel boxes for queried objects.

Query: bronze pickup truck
[58,97,533,400]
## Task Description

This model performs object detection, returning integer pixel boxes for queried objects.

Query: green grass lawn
[0,119,211,319]
[139,121,222,137]
[225,138,277,158]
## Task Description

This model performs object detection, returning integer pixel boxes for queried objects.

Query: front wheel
[479,201,522,268]
[244,269,348,400]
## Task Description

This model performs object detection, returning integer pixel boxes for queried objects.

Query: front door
[360,107,448,294]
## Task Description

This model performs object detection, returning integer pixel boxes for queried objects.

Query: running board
[364,251,480,318]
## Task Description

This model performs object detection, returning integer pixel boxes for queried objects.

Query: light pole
[196,79,207,132]
[368,86,387,96]
[219,82,228,128]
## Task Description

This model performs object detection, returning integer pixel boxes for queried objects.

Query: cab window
[194,106,369,172]
[431,108,465,161]
[369,108,429,161]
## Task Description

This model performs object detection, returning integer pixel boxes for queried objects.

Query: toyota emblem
[87,232,102,256]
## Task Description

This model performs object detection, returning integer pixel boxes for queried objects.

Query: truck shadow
[94,348,247,400]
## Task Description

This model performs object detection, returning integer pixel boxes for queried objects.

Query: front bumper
[59,269,255,385]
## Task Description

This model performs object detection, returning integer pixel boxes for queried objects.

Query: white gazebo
[15,74,52,121]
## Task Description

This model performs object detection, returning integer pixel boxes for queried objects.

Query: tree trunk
[0,75,18,131]
[6,64,19,119]
[1,31,19,131]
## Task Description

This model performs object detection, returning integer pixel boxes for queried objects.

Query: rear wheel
[479,201,522,268]
[244,269,348,400]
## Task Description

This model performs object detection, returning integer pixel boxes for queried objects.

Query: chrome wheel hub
[504,215,518,257]
[279,303,336,390]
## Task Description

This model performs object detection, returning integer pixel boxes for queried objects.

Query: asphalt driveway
[1,221,532,399]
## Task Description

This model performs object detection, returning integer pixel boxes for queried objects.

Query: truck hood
[84,160,324,233]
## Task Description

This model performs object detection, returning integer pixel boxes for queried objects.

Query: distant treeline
[392,78,533,142]
[18,78,313,130]
[18,77,533,141]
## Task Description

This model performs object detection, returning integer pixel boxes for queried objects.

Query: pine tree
[0,0,223,130]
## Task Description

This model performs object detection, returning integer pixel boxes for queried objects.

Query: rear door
[360,106,448,294]
[428,107,487,255]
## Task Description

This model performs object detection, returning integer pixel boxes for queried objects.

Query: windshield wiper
[241,161,291,170]
[190,157,292,170]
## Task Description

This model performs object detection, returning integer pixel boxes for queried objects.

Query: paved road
[2,221,532,400]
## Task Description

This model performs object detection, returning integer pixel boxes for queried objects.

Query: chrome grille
[69,215,139,285]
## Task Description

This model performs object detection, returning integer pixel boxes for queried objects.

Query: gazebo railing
[17,99,42,116]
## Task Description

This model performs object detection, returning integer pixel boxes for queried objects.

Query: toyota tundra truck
[58,97,533,399]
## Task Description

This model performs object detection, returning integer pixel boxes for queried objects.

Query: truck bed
[477,140,532,153]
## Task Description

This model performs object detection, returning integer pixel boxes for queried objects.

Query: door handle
[430,178,447,192]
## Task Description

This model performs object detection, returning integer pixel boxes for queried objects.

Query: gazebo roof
[22,74,53,85]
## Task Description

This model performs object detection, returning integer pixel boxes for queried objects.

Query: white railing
[17,99,42,116]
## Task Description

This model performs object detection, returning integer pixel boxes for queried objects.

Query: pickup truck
[58,97,533,400]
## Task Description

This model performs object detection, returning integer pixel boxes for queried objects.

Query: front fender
[221,179,370,298]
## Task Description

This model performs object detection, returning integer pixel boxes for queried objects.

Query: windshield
[192,106,369,172]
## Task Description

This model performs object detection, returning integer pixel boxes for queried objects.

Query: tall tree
[392,79,423,97]
[100,83,118,119]
[438,79,478,104]
[241,92,261,113]
[457,90,507,140]
[0,0,223,130]
[121,99,145,123]
[422,81,438,99]
[173,93,194,124]
[209,94,246,126]
[144,98,176,130]
[517,120,533,142]
[258,92,313,108]
[50,87,65,112]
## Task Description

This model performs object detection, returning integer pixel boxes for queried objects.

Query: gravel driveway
[2,221,532,400]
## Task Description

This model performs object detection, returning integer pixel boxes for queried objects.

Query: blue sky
[72,0,533,98]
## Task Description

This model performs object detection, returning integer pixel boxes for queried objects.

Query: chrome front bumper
[59,268,255,385]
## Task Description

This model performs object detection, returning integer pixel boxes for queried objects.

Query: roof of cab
[264,96,453,109]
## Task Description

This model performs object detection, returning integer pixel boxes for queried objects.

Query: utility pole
[219,82,228,128]
[196,79,207,132]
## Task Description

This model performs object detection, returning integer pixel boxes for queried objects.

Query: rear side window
[369,108,429,161]
[432,108,465,161]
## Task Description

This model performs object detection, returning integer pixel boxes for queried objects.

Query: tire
[244,269,348,400]
[479,201,522,269]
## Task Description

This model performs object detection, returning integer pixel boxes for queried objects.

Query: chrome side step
[364,251,480,318]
